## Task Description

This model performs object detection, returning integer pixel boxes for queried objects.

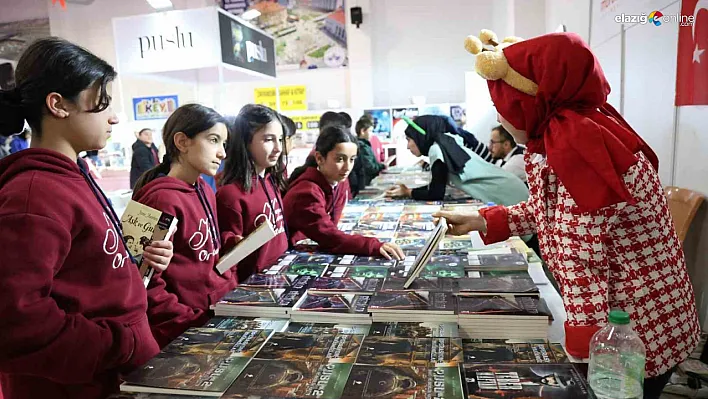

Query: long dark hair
[288,125,358,184]
[221,104,287,193]
[132,104,225,194]
[0,37,116,138]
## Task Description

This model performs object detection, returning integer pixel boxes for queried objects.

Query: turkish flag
[675,0,708,106]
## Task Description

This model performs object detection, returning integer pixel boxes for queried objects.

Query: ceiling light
[147,0,173,10]
[241,9,261,20]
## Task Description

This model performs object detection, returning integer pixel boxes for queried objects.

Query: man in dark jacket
[130,128,159,189]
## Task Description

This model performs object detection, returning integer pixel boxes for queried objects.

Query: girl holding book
[217,104,289,283]
[0,38,173,399]
[284,125,404,260]
[132,103,236,348]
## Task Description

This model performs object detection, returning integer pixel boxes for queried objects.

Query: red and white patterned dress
[480,152,700,377]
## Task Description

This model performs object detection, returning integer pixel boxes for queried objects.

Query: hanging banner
[218,10,277,77]
[675,0,707,105]
[133,95,179,121]
[279,85,307,111]
[254,87,277,108]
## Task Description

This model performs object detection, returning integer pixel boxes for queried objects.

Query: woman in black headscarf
[385,115,528,205]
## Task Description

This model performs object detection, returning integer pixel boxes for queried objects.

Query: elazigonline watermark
[615,10,695,26]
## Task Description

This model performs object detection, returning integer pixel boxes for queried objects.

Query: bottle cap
[609,309,630,325]
[486,202,496,206]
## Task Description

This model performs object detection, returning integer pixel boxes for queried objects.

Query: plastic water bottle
[587,309,646,399]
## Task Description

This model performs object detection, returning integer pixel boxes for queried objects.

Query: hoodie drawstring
[77,159,137,264]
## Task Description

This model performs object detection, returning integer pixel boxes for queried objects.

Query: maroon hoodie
[133,176,236,348]
[283,166,383,255]
[216,174,289,283]
[0,149,158,399]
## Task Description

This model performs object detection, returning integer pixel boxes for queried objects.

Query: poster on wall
[218,10,277,77]
[450,104,467,126]
[290,114,320,147]
[133,95,179,121]
[279,85,307,110]
[391,107,419,142]
[254,87,278,108]
[364,109,393,140]
[675,0,708,106]
[221,0,348,69]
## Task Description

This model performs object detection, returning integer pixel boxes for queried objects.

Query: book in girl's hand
[121,200,178,287]
[215,220,277,275]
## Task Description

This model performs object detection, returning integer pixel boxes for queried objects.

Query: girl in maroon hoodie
[132,104,236,348]
[283,125,404,260]
[217,104,289,283]
[0,38,173,399]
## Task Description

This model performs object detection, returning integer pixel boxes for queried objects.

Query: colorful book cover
[311,276,383,292]
[240,273,293,288]
[394,237,428,250]
[381,277,458,293]
[295,293,372,316]
[256,332,363,364]
[462,340,568,364]
[222,359,352,399]
[458,276,538,294]
[357,336,463,367]
[121,329,269,396]
[341,365,464,399]
[285,322,371,335]
[461,363,594,399]
[218,285,308,309]
[203,316,288,332]
[334,255,397,267]
[369,322,459,338]
[324,265,391,279]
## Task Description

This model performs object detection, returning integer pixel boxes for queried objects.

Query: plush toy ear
[464,35,484,55]
[475,51,509,81]
[479,29,499,47]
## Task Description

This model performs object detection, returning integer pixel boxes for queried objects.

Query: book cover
[324,265,391,279]
[215,220,277,274]
[402,217,448,289]
[334,255,397,267]
[203,316,288,332]
[357,336,463,367]
[221,359,352,399]
[311,276,383,292]
[121,328,269,396]
[382,277,458,293]
[218,285,308,309]
[256,332,363,364]
[458,277,539,294]
[462,340,568,364]
[369,322,459,338]
[457,295,546,317]
[462,363,595,399]
[294,293,372,316]
[467,253,528,271]
[285,322,371,335]
[120,200,178,286]
[240,273,293,288]
[341,365,463,399]
[369,292,456,314]
[266,262,328,277]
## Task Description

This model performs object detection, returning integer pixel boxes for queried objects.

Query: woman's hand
[432,211,487,235]
[385,184,412,198]
[142,240,174,272]
[380,242,405,260]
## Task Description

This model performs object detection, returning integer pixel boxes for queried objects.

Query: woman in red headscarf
[434,31,699,398]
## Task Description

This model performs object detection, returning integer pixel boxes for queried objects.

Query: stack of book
[457,294,551,339]
[213,275,313,318]
[290,291,373,324]
[368,291,457,323]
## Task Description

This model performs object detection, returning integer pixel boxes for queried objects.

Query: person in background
[386,115,528,206]
[218,105,289,283]
[489,124,526,183]
[360,114,385,163]
[338,112,352,129]
[9,128,30,153]
[132,104,235,348]
[281,114,297,154]
[355,116,386,186]
[0,37,173,399]
[129,127,159,189]
[284,125,404,260]
[435,31,699,397]
[318,111,345,130]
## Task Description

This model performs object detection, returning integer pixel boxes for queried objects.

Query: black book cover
[369,291,456,313]
[311,276,383,292]
[457,295,546,316]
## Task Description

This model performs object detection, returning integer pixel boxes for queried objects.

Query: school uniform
[0,149,158,399]
[133,176,236,348]
[217,174,289,283]
[283,166,383,255]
